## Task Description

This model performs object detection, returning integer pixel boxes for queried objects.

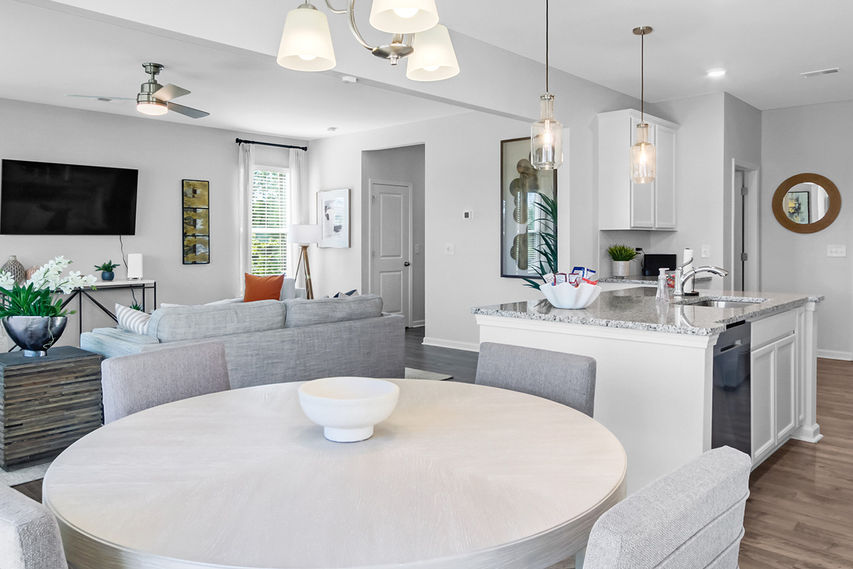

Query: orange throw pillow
[243,273,284,302]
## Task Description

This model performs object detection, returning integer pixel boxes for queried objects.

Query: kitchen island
[473,286,822,492]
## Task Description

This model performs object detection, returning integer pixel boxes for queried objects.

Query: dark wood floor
[12,341,853,568]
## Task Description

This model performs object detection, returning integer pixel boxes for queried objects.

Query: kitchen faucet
[673,265,729,297]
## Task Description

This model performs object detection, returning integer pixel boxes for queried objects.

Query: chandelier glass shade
[406,25,459,81]
[369,0,438,34]
[277,3,337,72]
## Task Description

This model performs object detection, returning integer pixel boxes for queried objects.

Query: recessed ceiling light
[801,67,839,78]
[706,68,726,79]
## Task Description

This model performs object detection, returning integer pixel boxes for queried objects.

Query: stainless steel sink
[693,299,762,309]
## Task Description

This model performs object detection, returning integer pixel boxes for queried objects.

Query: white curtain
[288,147,308,277]
[237,142,255,292]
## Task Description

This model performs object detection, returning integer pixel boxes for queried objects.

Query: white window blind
[251,167,289,276]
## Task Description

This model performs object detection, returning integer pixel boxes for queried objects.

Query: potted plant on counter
[94,260,120,282]
[607,244,638,278]
[0,257,96,357]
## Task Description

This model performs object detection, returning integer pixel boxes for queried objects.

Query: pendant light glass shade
[137,101,167,116]
[276,2,336,72]
[406,25,459,82]
[631,122,656,183]
[369,0,439,34]
[531,94,563,170]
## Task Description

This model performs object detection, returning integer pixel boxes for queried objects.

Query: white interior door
[369,180,412,325]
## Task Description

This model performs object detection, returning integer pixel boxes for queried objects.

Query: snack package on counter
[543,268,599,288]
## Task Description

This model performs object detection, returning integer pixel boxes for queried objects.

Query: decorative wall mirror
[772,173,841,234]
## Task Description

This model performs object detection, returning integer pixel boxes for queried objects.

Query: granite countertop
[472,287,824,336]
[600,275,711,285]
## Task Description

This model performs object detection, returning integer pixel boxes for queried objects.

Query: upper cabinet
[597,109,678,230]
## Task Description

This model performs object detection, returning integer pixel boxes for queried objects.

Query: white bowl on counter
[539,281,602,309]
[298,377,400,442]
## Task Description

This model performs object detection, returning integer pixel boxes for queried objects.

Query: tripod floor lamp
[290,224,321,300]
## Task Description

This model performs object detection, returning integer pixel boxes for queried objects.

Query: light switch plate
[701,244,711,258]
[827,244,847,257]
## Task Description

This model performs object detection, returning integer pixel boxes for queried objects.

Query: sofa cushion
[284,295,383,328]
[148,299,285,342]
[116,303,151,335]
[244,273,285,302]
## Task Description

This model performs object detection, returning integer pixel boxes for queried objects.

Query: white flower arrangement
[0,257,96,317]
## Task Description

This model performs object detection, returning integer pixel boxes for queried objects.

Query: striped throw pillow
[115,303,151,335]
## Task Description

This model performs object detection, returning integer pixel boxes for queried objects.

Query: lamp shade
[406,25,459,82]
[369,0,438,34]
[290,224,322,245]
[276,3,336,72]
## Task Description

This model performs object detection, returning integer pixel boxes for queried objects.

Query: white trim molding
[816,349,853,361]
[422,337,480,352]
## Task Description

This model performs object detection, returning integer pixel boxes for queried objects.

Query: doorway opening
[731,161,760,291]
[362,145,425,328]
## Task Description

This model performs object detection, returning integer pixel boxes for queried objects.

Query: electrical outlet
[462,210,474,221]
[444,243,455,255]
[827,244,847,257]
[701,244,711,258]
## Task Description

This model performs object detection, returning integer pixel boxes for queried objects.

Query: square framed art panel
[182,179,210,264]
[500,137,557,278]
[317,188,350,248]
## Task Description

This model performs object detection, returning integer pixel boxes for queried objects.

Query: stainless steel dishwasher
[711,321,752,455]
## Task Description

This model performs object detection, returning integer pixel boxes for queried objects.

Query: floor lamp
[289,224,321,300]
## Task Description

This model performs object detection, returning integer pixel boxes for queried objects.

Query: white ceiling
[4,0,853,143]
[0,0,465,140]
[438,0,853,110]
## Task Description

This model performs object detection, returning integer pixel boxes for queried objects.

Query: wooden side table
[0,346,103,469]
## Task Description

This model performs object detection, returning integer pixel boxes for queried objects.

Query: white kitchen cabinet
[750,311,801,466]
[597,109,679,231]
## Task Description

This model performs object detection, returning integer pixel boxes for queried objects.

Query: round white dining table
[43,379,626,569]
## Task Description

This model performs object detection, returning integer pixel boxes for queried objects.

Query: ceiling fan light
[277,2,336,72]
[370,0,438,34]
[406,25,459,81]
[136,100,167,116]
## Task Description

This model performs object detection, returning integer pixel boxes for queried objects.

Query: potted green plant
[607,244,638,278]
[94,260,120,281]
[0,257,96,356]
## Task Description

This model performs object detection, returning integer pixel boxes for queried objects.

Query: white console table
[60,279,157,334]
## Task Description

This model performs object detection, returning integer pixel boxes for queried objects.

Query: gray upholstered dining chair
[101,341,230,423]
[583,446,752,569]
[0,485,68,569]
[475,342,596,416]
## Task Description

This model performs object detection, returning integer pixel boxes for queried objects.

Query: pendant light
[531,0,562,170]
[631,26,655,183]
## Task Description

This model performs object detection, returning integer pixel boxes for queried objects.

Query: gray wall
[761,100,853,358]
[0,98,304,347]
[361,145,426,325]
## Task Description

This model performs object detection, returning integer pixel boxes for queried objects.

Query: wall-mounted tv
[0,159,138,235]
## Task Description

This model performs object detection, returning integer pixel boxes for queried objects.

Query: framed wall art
[500,137,557,279]
[317,188,350,248]
[182,179,210,264]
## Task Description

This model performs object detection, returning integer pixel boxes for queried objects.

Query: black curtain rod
[235,138,308,151]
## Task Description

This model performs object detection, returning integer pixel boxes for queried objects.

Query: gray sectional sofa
[80,295,405,389]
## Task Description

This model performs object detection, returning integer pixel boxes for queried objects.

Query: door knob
[403,261,411,267]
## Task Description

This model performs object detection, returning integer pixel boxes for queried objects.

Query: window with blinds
[251,167,289,275]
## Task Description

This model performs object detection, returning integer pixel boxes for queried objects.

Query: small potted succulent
[607,244,638,278]
[94,260,120,282]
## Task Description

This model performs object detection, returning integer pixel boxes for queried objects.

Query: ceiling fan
[68,62,209,119]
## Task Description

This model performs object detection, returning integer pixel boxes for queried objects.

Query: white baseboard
[422,337,480,352]
[817,349,853,361]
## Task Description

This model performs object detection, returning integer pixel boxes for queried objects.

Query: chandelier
[276,0,459,82]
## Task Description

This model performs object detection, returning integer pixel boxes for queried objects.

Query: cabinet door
[751,342,775,462]
[654,124,677,229]
[774,335,797,442]
[630,118,655,228]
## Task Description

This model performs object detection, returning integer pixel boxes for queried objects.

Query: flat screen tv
[0,159,138,235]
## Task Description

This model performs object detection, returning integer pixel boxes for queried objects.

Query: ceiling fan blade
[167,102,209,119]
[67,95,135,101]
[153,83,190,102]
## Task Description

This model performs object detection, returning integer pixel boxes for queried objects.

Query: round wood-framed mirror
[772,173,841,234]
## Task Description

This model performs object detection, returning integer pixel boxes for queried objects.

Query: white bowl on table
[539,281,602,309]
[298,377,400,442]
